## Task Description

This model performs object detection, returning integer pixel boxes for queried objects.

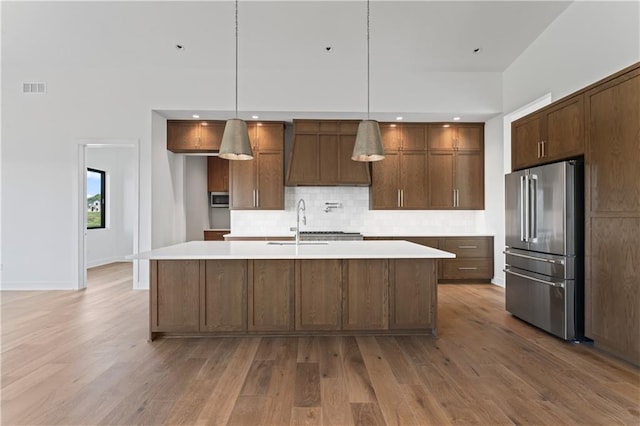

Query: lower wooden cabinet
[150,257,438,339]
[343,259,389,330]
[363,236,494,282]
[151,260,201,333]
[201,260,247,332]
[389,259,437,329]
[295,260,342,331]
[248,260,295,331]
[204,230,228,241]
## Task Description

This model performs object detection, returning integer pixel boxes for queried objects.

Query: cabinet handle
[541,140,546,157]
[401,190,404,207]
[456,189,459,207]
[256,190,259,208]
[458,267,478,270]
[397,189,401,208]
[458,245,477,249]
[537,141,541,158]
[252,189,256,208]
[453,190,456,207]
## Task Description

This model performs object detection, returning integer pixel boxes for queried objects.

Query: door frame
[77,140,140,290]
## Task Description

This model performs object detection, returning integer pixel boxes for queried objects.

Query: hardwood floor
[2,262,638,425]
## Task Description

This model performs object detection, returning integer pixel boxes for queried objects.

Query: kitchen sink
[266,242,329,246]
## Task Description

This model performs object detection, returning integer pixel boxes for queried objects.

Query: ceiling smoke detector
[473,47,483,54]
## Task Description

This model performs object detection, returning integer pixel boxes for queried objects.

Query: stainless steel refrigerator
[504,160,583,340]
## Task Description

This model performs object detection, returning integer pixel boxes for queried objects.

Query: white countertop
[134,240,455,260]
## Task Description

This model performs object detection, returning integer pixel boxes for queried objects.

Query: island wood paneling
[342,260,389,331]
[248,259,295,331]
[151,260,200,333]
[200,259,247,332]
[296,260,342,331]
[389,259,437,330]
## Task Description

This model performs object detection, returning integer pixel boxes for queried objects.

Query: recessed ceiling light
[396,116,403,121]
[473,47,482,54]
[192,114,200,119]
[453,116,461,121]
[252,115,259,119]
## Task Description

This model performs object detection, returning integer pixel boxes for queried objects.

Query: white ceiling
[3,1,573,120]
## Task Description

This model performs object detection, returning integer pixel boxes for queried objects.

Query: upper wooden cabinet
[427,124,483,151]
[207,156,229,192]
[427,123,484,210]
[287,119,371,186]
[372,122,484,210]
[229,122,285,210]
[511,95,584,170]
[167,120,225,153]
[371,123,428,209]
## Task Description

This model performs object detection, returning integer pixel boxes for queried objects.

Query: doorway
[77,141,139,290]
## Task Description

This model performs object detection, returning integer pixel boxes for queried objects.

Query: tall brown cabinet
[584,65,640,364]
[511,62,640,365]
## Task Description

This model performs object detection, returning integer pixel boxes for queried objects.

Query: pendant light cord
[235,0,239,119]
[366,0,371,120]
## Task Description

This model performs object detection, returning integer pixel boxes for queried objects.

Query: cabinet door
[199,121,224,151]
[401,124,426,151]
[249,260,295,331]
[229,158,256,209]
[389,259,436,329]
[207,156,229,192]
[545,96,584,162]
[512,115,542,171]
[343,259,389,330]
[256,150,284,209]
[204,230,227,241]
[379,124,400,151]
[455,151,484,209]
[201,260,247,332]
[427,151,455,209]
[427,125,455,150]
[370,151,400,209]
[287,134,319,185]
[167,121,200,152]
[400,151,428,209]
[338,134,371,184]
[319,134,340,183]
[455,125,483,151]
[151,260,200,332]
[255,122,284,151]
[296,260,342,331]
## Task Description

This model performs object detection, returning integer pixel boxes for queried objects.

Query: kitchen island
[138,240,455,340]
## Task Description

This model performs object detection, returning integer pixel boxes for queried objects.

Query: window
[87,168,106,229]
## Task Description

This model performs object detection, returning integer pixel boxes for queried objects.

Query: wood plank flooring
[2,262,639,425]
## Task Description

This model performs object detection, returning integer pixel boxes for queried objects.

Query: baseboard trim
[1,281,76,291]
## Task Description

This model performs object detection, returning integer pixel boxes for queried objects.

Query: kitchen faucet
[294,198,306,245]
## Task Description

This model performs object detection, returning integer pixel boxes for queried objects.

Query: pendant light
[219,0,253,160]
[352,0,385,162]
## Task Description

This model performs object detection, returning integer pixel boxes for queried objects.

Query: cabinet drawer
[441,259,493,280]
[442,237,492,257]
[204,231,228,241]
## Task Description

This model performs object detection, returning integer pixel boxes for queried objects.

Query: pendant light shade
[352,0,385,162]
[219,118,253,160]
[352,120,384,161]
[219,0,253,161]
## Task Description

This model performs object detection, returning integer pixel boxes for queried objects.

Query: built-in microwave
[210,192,229,208]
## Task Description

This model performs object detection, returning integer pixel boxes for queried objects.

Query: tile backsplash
[230,187,486,236]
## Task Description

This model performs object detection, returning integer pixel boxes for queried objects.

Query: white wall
[86,146,135,267]
[483,115,505,286]
[503,1,640,112]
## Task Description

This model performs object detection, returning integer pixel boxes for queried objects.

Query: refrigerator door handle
[520,175,527,242]
[503,250,565,265]
[503,268,565,288]
[529,174,538,241]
